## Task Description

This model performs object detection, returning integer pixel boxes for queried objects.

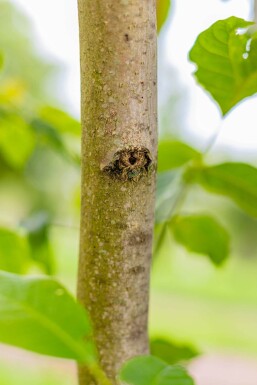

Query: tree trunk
[77,1,157,384]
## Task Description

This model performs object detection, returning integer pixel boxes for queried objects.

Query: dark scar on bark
[103,147,152,181]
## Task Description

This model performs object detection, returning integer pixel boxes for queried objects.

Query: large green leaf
[150,339,199,365]
[184,162,257,217]
[0,228,30,273]
[170,215,230,266]
[189,17,257,115]
[158,141,201,172]
[157,0,171,33]
[119,355,194,385]
[0,272,96,363]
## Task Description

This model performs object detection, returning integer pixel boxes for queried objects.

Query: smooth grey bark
[77,1,157,384]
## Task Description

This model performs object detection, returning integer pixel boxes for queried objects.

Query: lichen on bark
[77,0,157,384]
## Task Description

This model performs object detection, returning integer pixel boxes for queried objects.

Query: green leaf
[184,163,257,217]
[157,0,171,33]
[189,17,257,115]
[39,106,81,136]
[158,141,201,172]
[31,118,79,164]
[0,271,97,363]
[150,339,199,365]
[31,118,66,152]
[20,212,55,275]
[0,228,30,273]
[170,215,230,266]
[0,114,35,169]
[119,355,194,385]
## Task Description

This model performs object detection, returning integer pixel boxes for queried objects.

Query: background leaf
[157,0,171,33]
[158,141,201,173]
[0,272,96,363]
[31,118,79,164]
[0,228,30,273]
[150,339,199,365]
[20,212,55,275]
[170,215,230,266]
[31,118,67,154]
[39,106,80,136]
[189,17,257,115]
[0,113,35,169]
[184,162,257,217]
[119,355,194,385]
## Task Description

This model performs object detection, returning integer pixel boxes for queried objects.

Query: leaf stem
[88,363,114,385]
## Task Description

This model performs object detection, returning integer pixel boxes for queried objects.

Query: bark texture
[77,0,157,383]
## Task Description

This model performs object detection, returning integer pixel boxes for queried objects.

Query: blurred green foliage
[0,1,81,275]
[150,338,198,365]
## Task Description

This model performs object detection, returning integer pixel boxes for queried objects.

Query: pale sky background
[10,0,257,156]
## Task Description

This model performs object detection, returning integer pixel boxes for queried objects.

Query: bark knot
[102,146,152,181]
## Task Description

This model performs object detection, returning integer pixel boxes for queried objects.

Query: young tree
[77,1,157,383]
[1,2,257,385]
